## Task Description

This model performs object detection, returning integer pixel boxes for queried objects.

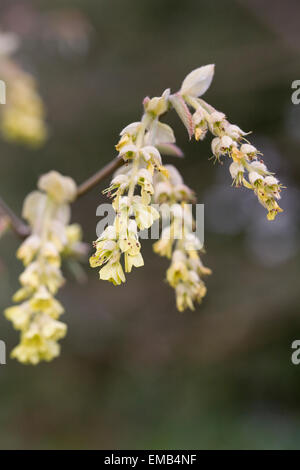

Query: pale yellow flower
[38,171,77,204]
[5,303,31,330]
[5,171,84,364]
[133,199,159,230]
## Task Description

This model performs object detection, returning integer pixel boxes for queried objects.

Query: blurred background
[0,0,300,450]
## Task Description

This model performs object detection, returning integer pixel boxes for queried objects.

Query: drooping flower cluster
[174,65,284,221]
[1,64,286,368]
[90,96,177,284]
[2,72,47,147]
[153,165,211,311]
[0,30,47,146]
[4,171,84,364]
[90,64,284,311]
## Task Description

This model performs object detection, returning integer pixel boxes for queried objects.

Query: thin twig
[0,197,30,238]
[76,156,124,199]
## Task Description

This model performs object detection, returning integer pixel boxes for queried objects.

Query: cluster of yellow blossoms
[5,171,85,364]
[3,64,285,365]
[177,65,283,221]
[90,97,174,284]
[91,64,284,312]
[153,165,211,311]
[2,72,47,147]
[0,30,47,146]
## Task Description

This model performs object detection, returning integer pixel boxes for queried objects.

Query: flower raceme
[3,65,285,365]
[4,171,86,364]
[90,64,283,308]
[175,65,283,221]
[89,112,172,284]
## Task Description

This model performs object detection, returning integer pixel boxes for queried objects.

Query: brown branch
[76,155,124,199]
[0,197,30,238]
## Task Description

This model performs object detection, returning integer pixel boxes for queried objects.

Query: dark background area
[0,0,300,449]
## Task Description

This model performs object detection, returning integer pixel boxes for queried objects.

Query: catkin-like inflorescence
[90,93,175,284]
[5,171,86,364]
[0,30,47,146]
[2,72,47,147]
[175,65,284,221]
[153,165,211,311]
[90,64,284,311]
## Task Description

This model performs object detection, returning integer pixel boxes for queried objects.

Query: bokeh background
[0,0,300,450]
